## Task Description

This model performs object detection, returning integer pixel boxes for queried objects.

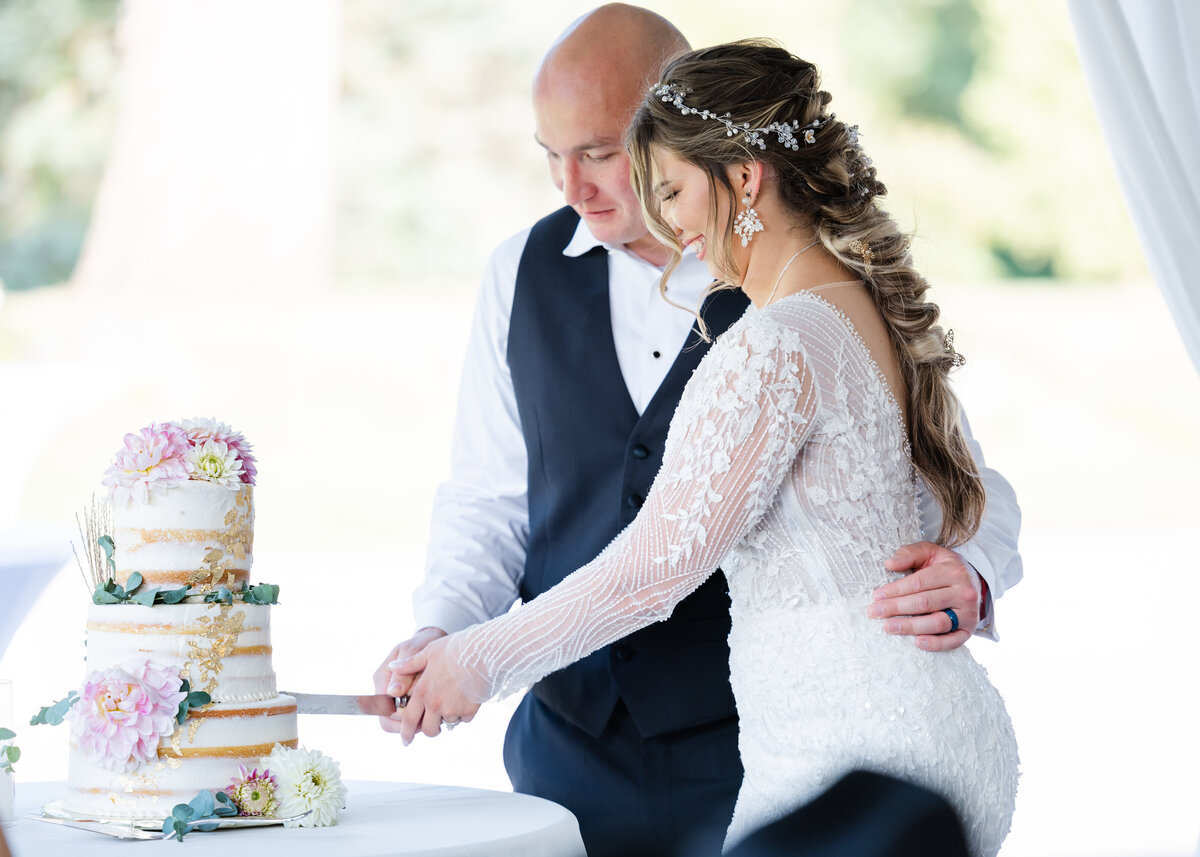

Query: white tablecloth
[2,780,587,856]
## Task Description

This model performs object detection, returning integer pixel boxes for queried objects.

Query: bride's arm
[391,320,817,737]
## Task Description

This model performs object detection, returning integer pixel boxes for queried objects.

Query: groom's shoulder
[527,205,582,250]
[490,206,579,264]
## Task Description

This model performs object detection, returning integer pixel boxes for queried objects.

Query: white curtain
[1068,0,1200,374]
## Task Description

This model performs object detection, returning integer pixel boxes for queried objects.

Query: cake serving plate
[35,800,310,837]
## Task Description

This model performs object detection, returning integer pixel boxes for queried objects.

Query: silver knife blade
[30,815,161,839]
[282,692,400,716]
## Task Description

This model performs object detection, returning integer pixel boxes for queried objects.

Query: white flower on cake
[185,439,245,488]
[101,418,257,505]
[260,744,347,827]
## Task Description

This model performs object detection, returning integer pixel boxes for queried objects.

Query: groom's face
[533,74,650,253]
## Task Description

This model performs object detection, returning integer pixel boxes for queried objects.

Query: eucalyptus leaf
[92,589,121,605]
[125,571,144,592]
[187,691,211,707]
[171,803,194,822]
[213,794,237,817]
[6,746,20,764]
[99,535,116,573]
[130,587,160,606]
[193,821,221,832]
[0,727,15,741]
[31,690,80,726]
[162,817,177,837]
[244,583,280,605]
[203,585,233,605]
[188,789,215,818]
[158,586,190,604]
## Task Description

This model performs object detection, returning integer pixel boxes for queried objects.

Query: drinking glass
[0,678,12,821]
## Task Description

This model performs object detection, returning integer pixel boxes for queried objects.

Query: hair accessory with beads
[654,83,831,151]
[848,239,873,273]
[943,329,966,368]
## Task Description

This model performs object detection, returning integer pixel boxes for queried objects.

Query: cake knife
[282,692,403,716]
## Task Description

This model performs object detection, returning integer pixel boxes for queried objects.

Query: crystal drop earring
[734,195,764,247]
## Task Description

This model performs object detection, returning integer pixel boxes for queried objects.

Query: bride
[391,40,1018,856]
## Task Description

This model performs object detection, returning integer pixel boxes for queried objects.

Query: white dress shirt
[413,219,1021,639]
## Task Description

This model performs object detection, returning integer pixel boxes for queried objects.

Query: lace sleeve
[445,315,817,702]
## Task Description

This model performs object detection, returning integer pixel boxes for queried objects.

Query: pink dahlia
[180,417,257,485]
[101,422,191,504]
[71,660,187,772]
[228,765,280,816]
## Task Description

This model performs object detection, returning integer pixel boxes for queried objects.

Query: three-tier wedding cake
[62,419,299,819]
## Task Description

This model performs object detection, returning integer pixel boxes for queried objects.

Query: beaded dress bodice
[447,291,1017,856]
[449,291,916,696]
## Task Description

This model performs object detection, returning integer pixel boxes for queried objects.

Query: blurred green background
[0,0,1144,294]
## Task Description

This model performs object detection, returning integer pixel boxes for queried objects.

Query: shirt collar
[563,216,674,275]
[562,212,717,298]
[563,216,609,257]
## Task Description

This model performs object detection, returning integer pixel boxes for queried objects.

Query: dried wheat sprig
[74,496,113,592]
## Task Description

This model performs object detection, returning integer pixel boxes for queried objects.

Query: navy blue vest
[508,207,750,738]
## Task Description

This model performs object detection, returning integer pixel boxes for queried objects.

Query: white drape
[1068,0,1200,374]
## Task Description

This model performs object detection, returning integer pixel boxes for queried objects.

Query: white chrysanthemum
[184,440,244,488]
[260,744,347,827]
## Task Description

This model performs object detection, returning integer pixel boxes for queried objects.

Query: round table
[2,780,587,856]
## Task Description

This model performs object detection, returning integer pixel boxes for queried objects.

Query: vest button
[631,444,650,460]
[613,645,634,662]
[626,493,644,509]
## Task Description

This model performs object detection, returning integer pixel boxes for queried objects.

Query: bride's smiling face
[651,146,739,280]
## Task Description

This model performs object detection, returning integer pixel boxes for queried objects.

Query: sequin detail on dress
[447,292,1018,856]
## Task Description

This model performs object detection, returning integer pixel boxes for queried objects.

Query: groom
[375,5,1022,856]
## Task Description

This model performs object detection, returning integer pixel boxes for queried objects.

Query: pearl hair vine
[654,83,833,150]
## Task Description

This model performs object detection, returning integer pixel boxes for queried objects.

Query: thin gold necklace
[763,238,820,307]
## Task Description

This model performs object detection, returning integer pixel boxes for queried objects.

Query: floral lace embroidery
[444,293,1017,857]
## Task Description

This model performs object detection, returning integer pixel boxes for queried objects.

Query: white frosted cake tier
[63,694,297,818]
[85,602,277,703]
[112,481,254,591]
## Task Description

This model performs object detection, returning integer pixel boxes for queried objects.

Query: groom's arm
[870,412,1022,652]
[376,233,533,732]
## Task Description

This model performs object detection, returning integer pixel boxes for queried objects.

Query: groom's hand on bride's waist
[373,627,448,733]
[868,542,983,653]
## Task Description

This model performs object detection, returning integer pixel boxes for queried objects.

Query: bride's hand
[388,636,480,744]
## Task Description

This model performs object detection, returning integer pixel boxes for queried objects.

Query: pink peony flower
[71,660,187,772]
[228,765,280,817]
[179,418,257,485]
[101,422,191,505]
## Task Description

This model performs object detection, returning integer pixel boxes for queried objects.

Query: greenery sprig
[92,575,280,607]
[162,789,238,841]
[30,690,80,726]
[0,727,19,775]
[92,572,189,606]
[203,585,234,605]
[175,680,212,725]
[242,583,280,605]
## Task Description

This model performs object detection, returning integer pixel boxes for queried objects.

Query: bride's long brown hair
[626,40,984,547]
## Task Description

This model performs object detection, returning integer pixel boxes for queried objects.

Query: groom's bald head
[534,4,689,126]
[531,5,688,259]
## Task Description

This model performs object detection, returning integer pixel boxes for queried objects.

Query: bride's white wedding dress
[446,291,1018,856]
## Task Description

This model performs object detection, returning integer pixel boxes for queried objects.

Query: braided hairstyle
[626,39,983,547]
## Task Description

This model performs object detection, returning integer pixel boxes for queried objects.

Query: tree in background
[0,0,120,292]
[0,0,1146,294]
